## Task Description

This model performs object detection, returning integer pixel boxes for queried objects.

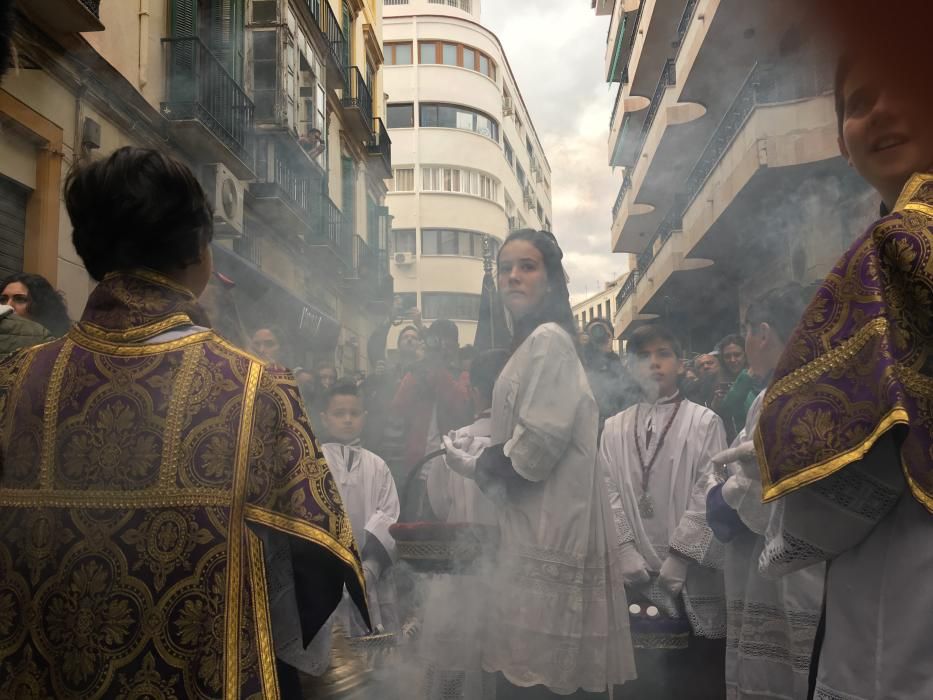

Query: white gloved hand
[441,433,490,478]
[619,541,651,587]
[658,554,689,596]
[721,475,746,509]
[712,440,759,480]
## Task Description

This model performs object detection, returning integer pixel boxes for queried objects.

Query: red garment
[392,366,472,478]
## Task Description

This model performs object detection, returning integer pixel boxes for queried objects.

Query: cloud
[482,1,630,298]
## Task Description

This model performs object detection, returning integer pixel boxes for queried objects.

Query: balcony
[367,118,392,179]
[342,66,374,141]
[21,0,104,33]
[251,135,326,234]
[321,2,349,90]
[309,196,352,271]
[161,37,255,178]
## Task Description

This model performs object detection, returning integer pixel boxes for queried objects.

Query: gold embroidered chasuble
[756,173,933,510]
[0,270,366,699]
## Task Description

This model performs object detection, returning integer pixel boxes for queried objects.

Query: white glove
[712,440,759,480]
[721,475,746,509]
[441,433,490,478]
[619,541,651,587]
[658,554,689,596]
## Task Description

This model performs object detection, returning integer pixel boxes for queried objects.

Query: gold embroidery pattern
[758,174,933,507]
[0,271,364,698]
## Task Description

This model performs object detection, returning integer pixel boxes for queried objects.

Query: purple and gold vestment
[756,172,933,511]
[0,270,365,698]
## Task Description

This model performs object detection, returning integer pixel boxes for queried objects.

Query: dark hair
[398,325,421,341]
[0,273,71,336]
[628,324,684,359]
[324,379,361,409]
[745,282,811,345]
[834,54,852,138]
[427,318,459,345]
[469,349,510,402]
[65,147,214,281]
[716,333,745,355]
[497,229,577,349]
[460,344,477,360]
[0,0,14,78]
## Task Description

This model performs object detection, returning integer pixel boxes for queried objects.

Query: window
[419,41,437,64]
[391,229,417,254]
[387,102,414,128]
[422,293,482,321]
[504,138,514,167]
[389,167,414,192]
[516,163,526,188]
[422,229,500,258]
[505,192,515,217]
[252,30,277,121]
[386,42,412,65]
[527,136,534,159]
[537,202,544,222]
[419,103,499,141]
[421,166,499,202]
[418,40,496,79]
[394,293,418,316]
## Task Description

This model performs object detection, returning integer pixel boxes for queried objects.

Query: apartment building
[382,0,553,346]
[1,0,392,371]
[594,0,876,351]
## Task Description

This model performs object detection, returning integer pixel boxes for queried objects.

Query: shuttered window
[0,176,28,277]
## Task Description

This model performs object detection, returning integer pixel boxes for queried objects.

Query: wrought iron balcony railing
[161,37,255,162]
[321,1,348,89]
[615,272,639,310]
[342,66,374,133]
[612,171,633,220]
[311,196,352,266]
[367,118,392,176]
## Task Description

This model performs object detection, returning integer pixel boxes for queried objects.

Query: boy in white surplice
[320,381,401,637]
[600,324,727,699]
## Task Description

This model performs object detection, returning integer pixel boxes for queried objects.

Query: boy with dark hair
[421,349,509,700]
[755,55,933,700]
[320,381,400,636]
[600,324,727,698]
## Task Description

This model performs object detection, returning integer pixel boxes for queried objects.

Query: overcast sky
[482,0,628,304]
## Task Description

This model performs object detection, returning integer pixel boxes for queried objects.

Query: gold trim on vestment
[248,530,281,700]
[225,360,263,698]
[893,172,933,212]
[244,504,366,592]
[80,314,196,343]
[1,344,37,457]
[758,407,909,502]
[68,326,216,356]
[0,487,232,509]
[104,268,198,298]
[160,344,200,489]
[39,339,73,489]
[762,317,889,408]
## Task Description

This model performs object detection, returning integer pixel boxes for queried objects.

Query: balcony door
[171,0,245,84]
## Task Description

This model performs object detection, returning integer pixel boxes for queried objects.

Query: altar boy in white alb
[600,324,727,699]
[320,381,401,636]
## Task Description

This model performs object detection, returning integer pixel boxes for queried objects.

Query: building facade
[382,0,552,347]
[594,0,876,353]
[1,0,392,372]
[572,274,627,352]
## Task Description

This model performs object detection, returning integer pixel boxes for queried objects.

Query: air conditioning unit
[202,163,245,238]
[394,252,415,266]
[523,184,535,208]
[502,94,514,116]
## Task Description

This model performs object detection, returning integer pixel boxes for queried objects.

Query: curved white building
[383,0,553,347]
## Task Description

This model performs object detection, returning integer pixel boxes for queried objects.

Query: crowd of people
[0,44,931,700]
